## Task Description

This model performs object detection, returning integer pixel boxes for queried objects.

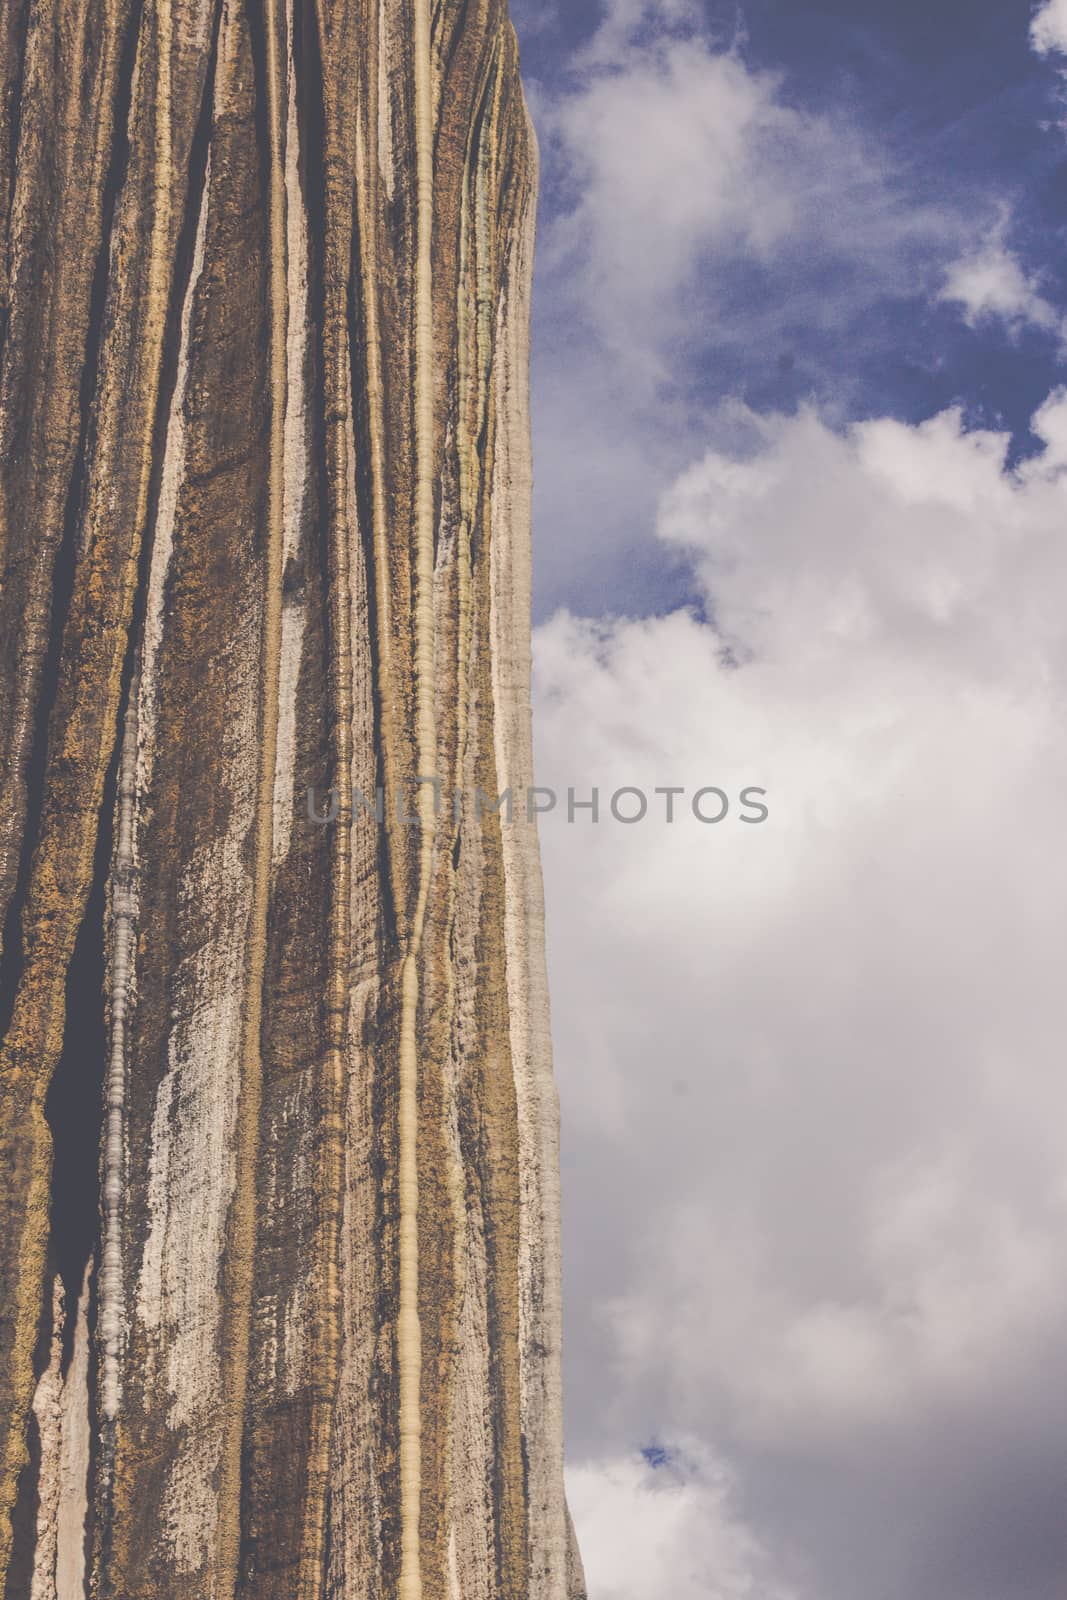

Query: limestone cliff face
[0,1,585,1595]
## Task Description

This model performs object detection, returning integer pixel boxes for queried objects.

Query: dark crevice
[8,870,99,1600]
[3,1396,42,1600]
[5,844,109,1597]
[42,729,113,1345]
[0,97,122,1551]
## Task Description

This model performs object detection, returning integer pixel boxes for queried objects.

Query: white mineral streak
[135,146,211,805]
[54,1265,91,1600]
[377,0,395,204]
[79,0,179,1454]
[135,670,257,1575]
[448,1530,461,1600]
[29,1265,92,1600]
[29,1280,63,1600]
[132,0,174,602]
[487,110,574,1599]
[271,0,309,870]
[162,1440,224,1580]
[280,1277,309,1396]
[100,109,212,1434]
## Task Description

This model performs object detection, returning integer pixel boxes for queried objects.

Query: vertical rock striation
[0,1,586,1595]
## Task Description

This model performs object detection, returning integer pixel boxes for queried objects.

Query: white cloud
[942,240,1065,341]
[522,5,1005,619]
[541,39,794,367]
[1031,0,1067,56]
[517,7,1067,1586]
[538,391,1067,1596]
[539,33,961,377]
[566,1444,795,1600]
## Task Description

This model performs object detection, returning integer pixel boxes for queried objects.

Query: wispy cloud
[537,18,973,382]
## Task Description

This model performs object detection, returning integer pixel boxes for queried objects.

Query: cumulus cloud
[1031,0,1067,57]
[566,1444,796,1600]
[520,0,1007,618]
[942,239,1065,342]
[537,391,1067,1598]
[514,4,1067,1593]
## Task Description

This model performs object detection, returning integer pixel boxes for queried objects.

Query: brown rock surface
[0,1,585,1594]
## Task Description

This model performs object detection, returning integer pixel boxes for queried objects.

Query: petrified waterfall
[0,0,585,1594]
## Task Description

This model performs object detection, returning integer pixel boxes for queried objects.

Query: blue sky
[514,0,1067,617]
[512,5,1067,1598]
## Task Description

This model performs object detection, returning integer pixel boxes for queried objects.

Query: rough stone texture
[0,1,586,1595]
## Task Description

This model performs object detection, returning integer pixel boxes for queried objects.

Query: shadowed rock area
[0,0,585,1593]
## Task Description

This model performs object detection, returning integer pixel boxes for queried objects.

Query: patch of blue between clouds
[511,0,1067,620]
[728,0,1067,439]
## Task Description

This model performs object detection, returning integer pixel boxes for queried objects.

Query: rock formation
[0,0,585,1593]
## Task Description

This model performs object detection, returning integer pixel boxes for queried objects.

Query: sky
[508,2,1067,1596]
